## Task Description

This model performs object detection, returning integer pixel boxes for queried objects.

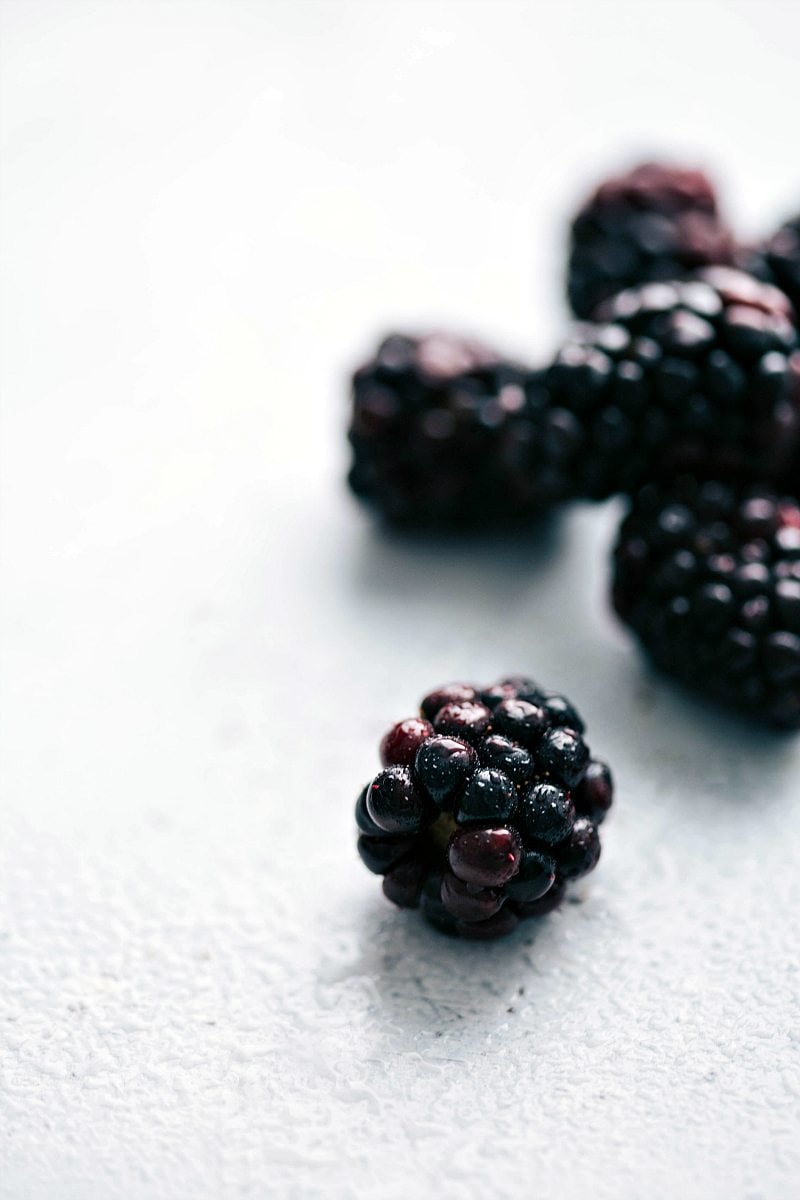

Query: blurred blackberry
[740,215,800,320]
[356,677,613,939]
[348,331,557,524]
[544,268,800,499]
[568,161,734,319]
[612,476,800,727]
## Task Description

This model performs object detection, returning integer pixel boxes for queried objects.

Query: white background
[2,2,799,1197]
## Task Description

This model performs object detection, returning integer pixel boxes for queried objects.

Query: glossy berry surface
[414,736,476,805]
[456,768,517,825]
[421,683,477,720]
[433,701,492,743]
[520,782,575,845]
[574,760,614,824]
[380,717,434,767]
[545,268,800,501]
[613,476,800,726]
[539,693,586,733]
[558,819,602,881]
[478,735,537,786]
[493,698,549,748]
[355,676,613,938]
[536,727,591,788]
[568,161,734,319]
[505,849,557,902]
[366,767,428,834]
[448,826,523,887]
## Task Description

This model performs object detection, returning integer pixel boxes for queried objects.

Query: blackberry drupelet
[348,331,553,525]
[544,268,800,499]
[355,677,613,938]
[742,215,800,320]
[612,476,800,727]
[568,161,734,319]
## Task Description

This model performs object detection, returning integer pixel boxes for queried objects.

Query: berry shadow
[341,893,591,1035]
[336,504,594,678]
[330,502,601,709]
[598,650,800,820]
[350,508,567,589]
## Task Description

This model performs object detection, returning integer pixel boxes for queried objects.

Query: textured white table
[2,3,799,1197]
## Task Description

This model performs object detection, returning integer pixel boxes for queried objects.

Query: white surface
[2,2,800,1197]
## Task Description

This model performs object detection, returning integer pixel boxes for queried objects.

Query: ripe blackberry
[356,678,613,938]
[544,268,800,499]
[568,161,734,319]
[741,215,800,320]
[612,476,800,727]
[348,331,552,524]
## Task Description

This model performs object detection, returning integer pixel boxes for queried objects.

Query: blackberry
[544,268,800,499]
[356,677,613,938]
[347,331,552,524]
[568,161,734,319]
[612,476,800,727]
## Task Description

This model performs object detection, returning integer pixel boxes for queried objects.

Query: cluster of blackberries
[350,162,800,936]
[350,270,800,520]
[356,678,612,939]
[347,166,800,720]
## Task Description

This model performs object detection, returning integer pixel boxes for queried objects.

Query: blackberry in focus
[568,161,734,319]
[612,476,800,727]
[347,331,552,525]
[355,678,613,939]
[543,268,800,499]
